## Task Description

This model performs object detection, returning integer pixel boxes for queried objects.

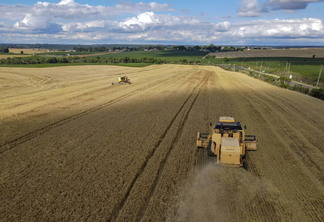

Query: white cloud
[238,0,261,17]
[121,12,161,31]
[0,5,31,21]
[0,1,173,21]
[229,18,324,39]
[0,1,323,44]
[114,1,173,13]
[13,13,62,33]
[62,20,116,32]
[3,11,324,44]
[264,0,324,11]
[239,0,324,17]
[119,12,199,32]
[214,22,231,32]
[0,1,173,35]
[58,0,76,5]
[38,11,226,43]
[116,13,324,43]
[116,16,324,43]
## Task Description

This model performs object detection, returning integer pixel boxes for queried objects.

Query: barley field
[0,65,323,221]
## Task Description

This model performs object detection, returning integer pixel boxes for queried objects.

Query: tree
[193,45,201,51]
[173,46,187,51]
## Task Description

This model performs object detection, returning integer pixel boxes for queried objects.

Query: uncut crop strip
[222,72,324,221]
[109,72,209,222]
[232,75,324,184]
[0,73,181,155]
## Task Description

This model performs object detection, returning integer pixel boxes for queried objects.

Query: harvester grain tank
[197,116,257,167]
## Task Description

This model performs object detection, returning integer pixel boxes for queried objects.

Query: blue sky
[0,0,324,45]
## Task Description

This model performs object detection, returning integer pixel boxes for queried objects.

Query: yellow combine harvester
[112,75,132,85]
[197,117,257,167]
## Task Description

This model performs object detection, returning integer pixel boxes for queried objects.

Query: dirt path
[0,65,323,221]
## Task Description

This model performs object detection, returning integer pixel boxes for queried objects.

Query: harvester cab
[197,116,257,167]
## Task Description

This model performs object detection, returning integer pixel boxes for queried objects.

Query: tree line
[2,44,244,54]
[0,56,167,65]
[72,44,244,53]
[0,47,9,53]
[73,45,168,52]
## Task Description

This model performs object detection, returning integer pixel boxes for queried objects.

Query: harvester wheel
[207,141,215,157]
[243,160,249,170]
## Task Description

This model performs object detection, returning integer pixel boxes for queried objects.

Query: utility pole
[287,62,290,75]
[316,64,323,87]
[260,61,263,73]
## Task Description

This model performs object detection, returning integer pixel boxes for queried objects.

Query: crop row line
[108,72,209,222]
[137,72,210,221]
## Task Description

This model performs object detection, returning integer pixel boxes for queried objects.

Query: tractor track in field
[109,72,209,222]
[201,73,282,221]
[228,77,289,221]
[194,72,214,169]
[195,148,216,169]
[0,73,180,155]
[194,72,232,169]
[136,72,210,222]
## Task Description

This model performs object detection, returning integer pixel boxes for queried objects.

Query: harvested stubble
[0,64,323,221]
